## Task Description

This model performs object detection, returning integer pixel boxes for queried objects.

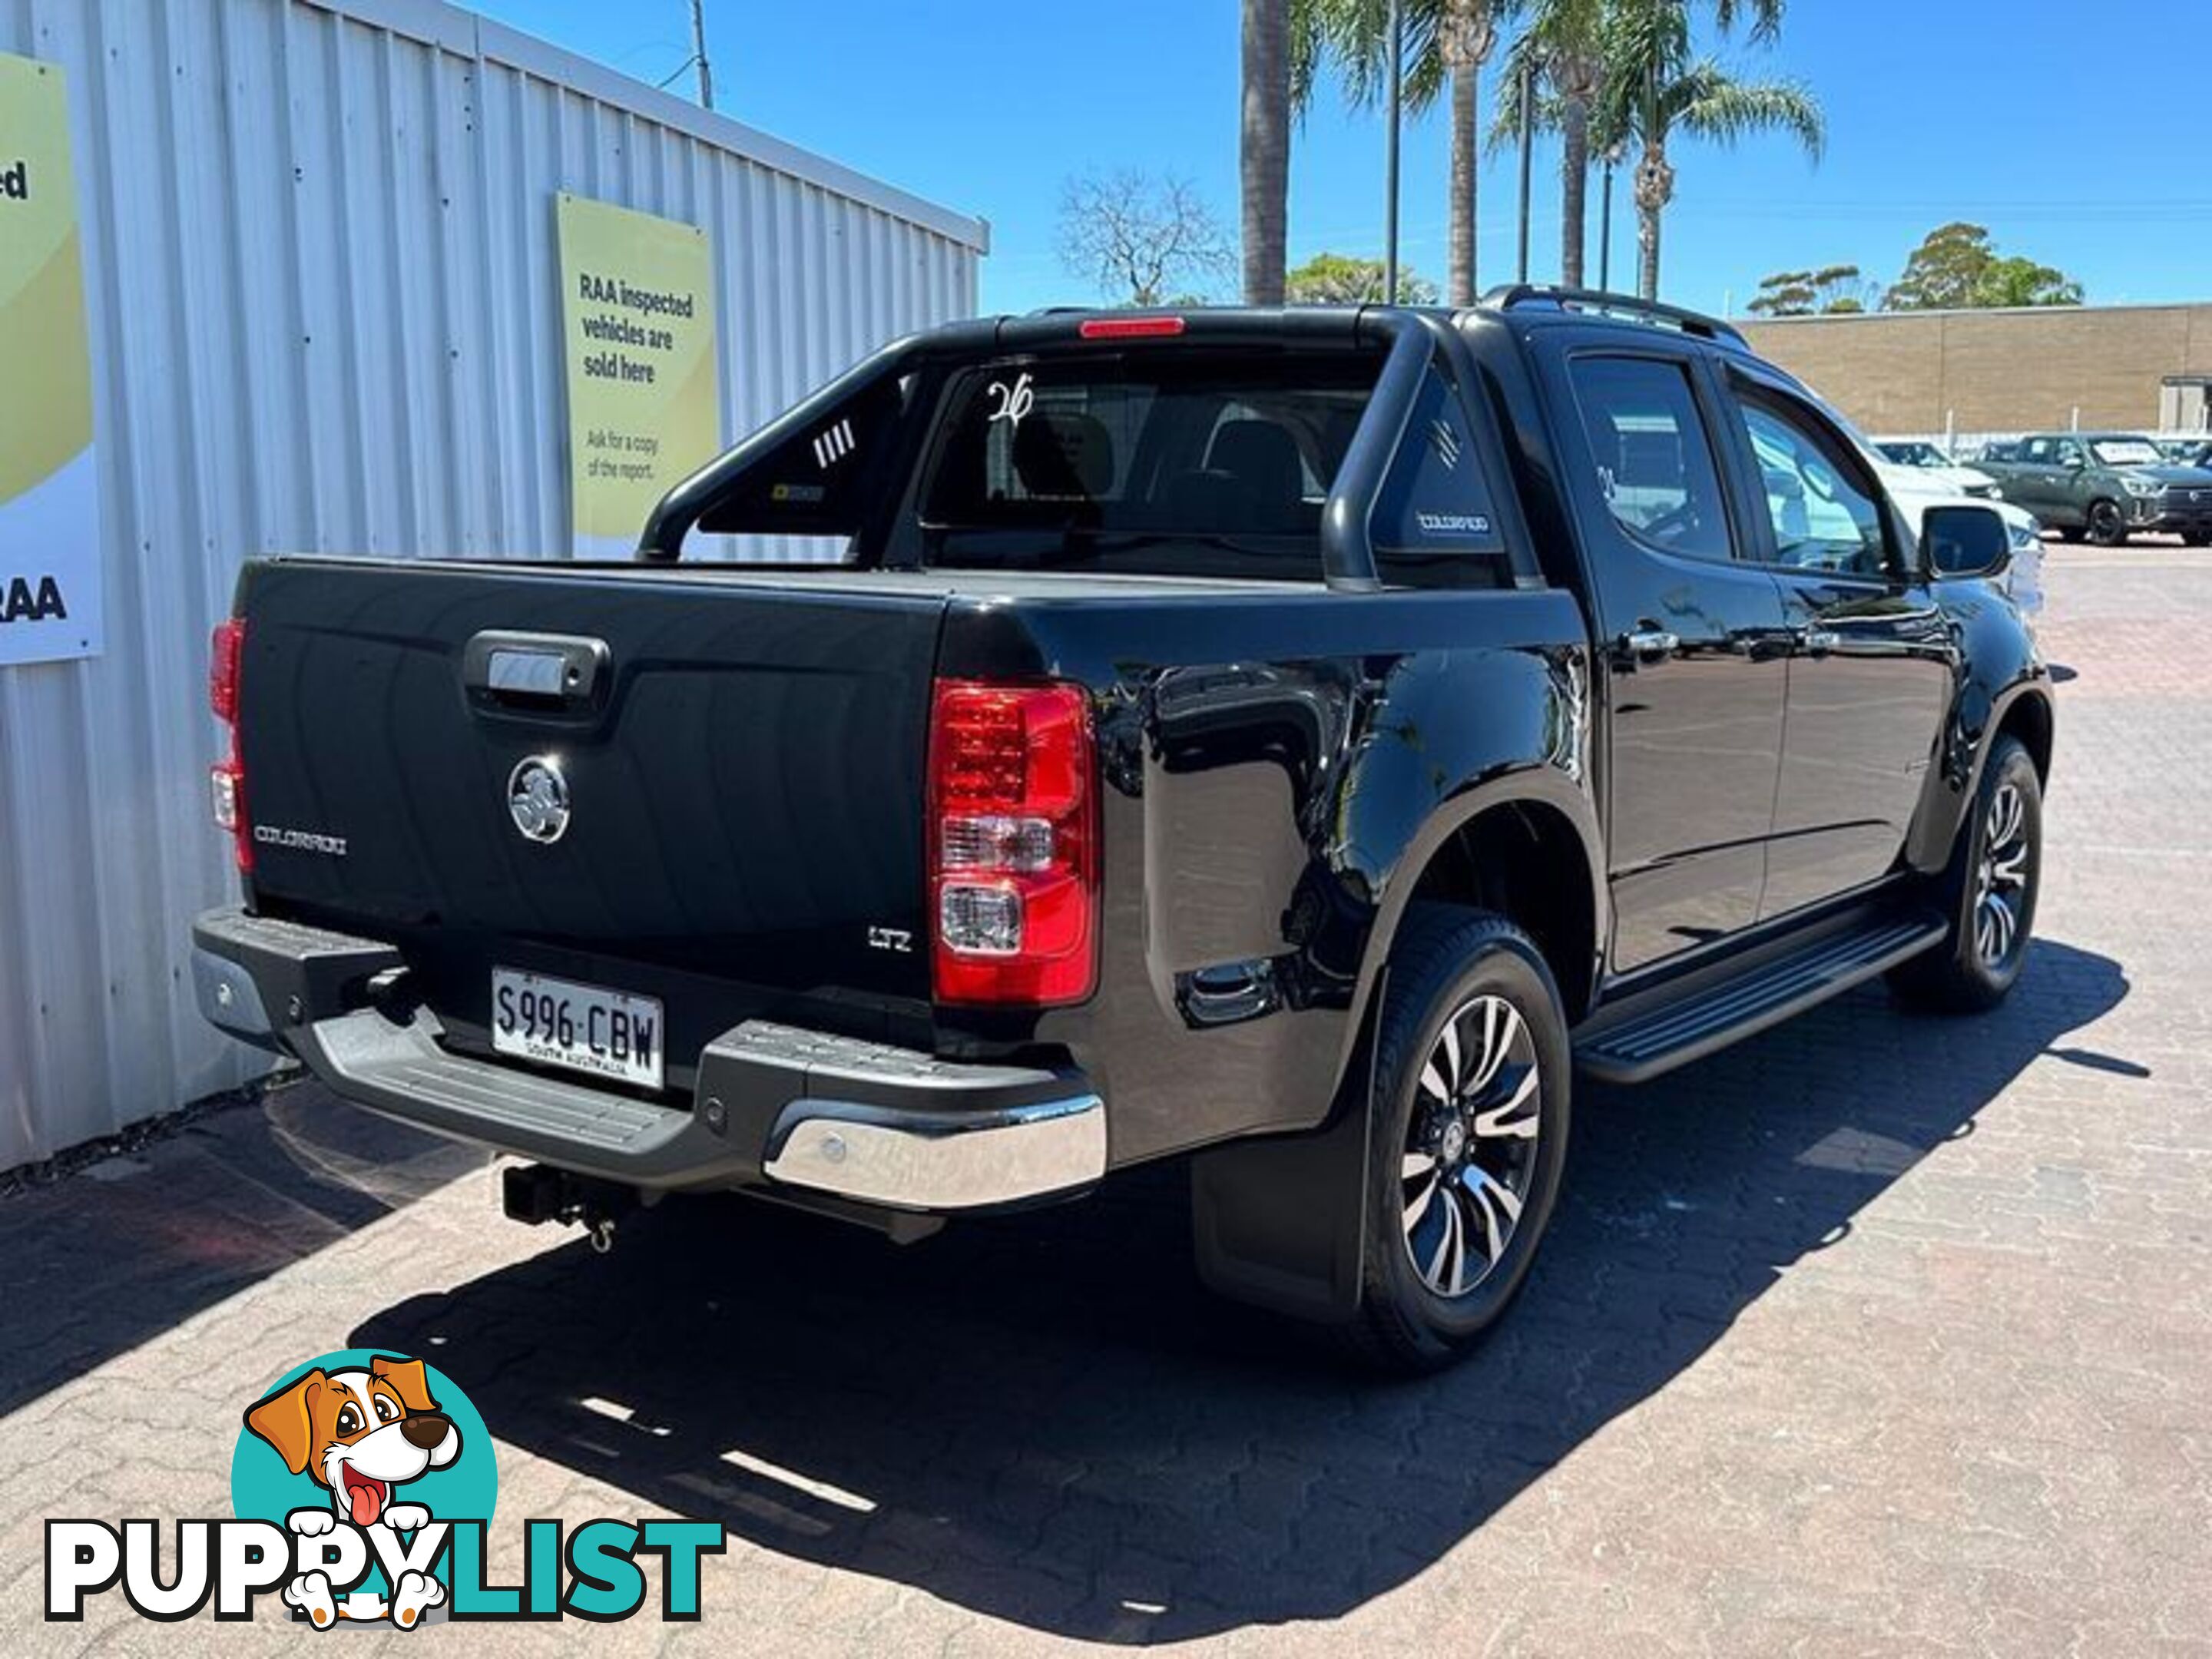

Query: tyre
[2085,498,2128,547]
[2183,529,2211,548]
[1340,906,1571,1373]
[1888,735,2042,1013]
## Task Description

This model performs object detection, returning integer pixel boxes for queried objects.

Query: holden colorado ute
[192,290,2052,1371]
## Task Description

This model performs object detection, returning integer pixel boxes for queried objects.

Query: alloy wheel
[1972,780,2032,969]
[1400,995,1542,1299]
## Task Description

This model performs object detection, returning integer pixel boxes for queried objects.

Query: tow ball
[501,1164,634,1254]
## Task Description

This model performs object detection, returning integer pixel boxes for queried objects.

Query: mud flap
[1188,988,1382,1325]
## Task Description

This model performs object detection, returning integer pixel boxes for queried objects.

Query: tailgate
[234,559,942,1079]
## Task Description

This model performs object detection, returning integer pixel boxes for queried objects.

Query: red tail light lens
[210,618,245,724]
[928,680,1097,1006]
[1078,315,1187,340]
[209,619,251,872]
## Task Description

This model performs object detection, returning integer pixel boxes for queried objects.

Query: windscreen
[2090,438,2161,467]
[916,350,1378,579]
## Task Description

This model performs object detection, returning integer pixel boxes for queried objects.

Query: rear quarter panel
[936,586,1594,1167]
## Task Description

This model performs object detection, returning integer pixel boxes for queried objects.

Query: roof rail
[1479,284,1748,350]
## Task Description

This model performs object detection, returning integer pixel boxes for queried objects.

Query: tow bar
[502,1164,634,1253]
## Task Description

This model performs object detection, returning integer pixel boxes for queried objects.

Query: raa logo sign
[0,50,104,667]
[2,572,69,624]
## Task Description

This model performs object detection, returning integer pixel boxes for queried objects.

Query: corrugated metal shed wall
[0,0,985,1168]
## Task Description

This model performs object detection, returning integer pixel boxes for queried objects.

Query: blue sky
[481,1,2212,319]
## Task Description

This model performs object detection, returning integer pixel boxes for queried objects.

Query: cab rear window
[916,351,1379,579]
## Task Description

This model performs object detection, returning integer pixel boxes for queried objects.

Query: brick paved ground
[2,538,2207,1656]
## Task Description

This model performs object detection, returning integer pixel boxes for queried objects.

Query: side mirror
[1924,502,2012,580]
[2061,452,2085,469]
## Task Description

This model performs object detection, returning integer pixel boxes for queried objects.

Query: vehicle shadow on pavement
[0,1084,484,1419]
[354,938,2128,1643]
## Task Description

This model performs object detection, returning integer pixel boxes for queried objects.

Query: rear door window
[1566,355,1736,563]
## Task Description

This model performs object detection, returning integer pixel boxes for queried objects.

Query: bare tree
[1059,171,1235,307]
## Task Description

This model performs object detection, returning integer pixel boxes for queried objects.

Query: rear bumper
[190,906,1105,1213]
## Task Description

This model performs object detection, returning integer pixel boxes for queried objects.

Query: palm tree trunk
[1637,199,1660,300]
[1240,0,1290,305]
[1560,94,1588,287]
[1634,142,1674,301]
[1449,65,1478,304]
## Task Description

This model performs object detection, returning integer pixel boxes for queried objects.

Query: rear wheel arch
[1337,780,1602,1097]
[1994,687,2054,786]
[1404,800,1599,1023]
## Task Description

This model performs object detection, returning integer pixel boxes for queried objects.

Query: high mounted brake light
[927,680,1098,1006]
[209,619,251,873]
[1078,316,1187,340]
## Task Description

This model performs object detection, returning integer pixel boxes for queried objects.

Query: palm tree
[1242,0,1293,303]
[1498,0,1604,287]
[1302,1,1515,306]
[1593,0,1820,300]
[1438,2,1505,304]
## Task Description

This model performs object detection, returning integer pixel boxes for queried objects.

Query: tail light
[209,618,251,872]
[927,680,1097,1005]
[1078,315,1187,340]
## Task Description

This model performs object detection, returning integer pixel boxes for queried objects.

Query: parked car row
[1874,440,2001,498]
[1878,432,2212,547]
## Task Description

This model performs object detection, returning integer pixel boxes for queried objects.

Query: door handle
[1620,628,1679,663]
[462,630,611,710]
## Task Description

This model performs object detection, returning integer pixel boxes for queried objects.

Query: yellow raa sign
[555,194,720,554]
[0,50,102,664]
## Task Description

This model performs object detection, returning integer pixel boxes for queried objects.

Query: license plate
[491,969,664,1091]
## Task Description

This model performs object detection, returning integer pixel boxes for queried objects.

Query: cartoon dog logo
[242,1355,459,1628]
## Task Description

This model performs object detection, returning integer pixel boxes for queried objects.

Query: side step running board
[1574,906,1947,1084]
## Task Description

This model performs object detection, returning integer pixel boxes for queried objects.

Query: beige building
[1739,303,2212,437]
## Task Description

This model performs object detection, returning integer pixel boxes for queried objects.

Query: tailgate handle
[462,631,610,707]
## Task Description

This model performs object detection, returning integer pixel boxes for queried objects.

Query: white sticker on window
[985,372,1035,432]
[812,418,856,469]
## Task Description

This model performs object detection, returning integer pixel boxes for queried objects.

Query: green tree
[1746,261,1869,316]
[1883,222,1995,310]
[1286,250,1442,303]
[1979,256,2084,308]
[1885,224,2084,310]
[1303,1,1517,305]
[1591,0,1822,300]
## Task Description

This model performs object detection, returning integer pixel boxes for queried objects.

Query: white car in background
[1873,455,2044,628]
[1875,439,2002,499]
[1810,416,2043,628]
